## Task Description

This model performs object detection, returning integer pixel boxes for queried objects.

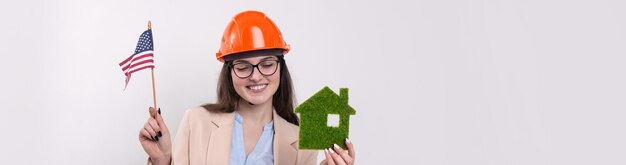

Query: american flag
[119,29,155,90]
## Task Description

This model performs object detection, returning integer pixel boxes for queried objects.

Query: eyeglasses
[230,60,280,79]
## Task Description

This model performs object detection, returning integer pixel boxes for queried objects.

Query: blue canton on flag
[134,30,154,54]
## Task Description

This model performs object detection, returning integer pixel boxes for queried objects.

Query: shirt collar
[233,111,274,131]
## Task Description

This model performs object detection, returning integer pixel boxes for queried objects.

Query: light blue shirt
[229,111,275,165]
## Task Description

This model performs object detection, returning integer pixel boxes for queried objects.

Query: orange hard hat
[216,10,290,62]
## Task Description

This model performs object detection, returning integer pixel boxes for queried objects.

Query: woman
[139,11,356,165]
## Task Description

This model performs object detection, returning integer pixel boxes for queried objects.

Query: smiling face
[230,56,281,105]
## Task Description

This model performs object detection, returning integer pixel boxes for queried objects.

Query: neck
[236,99,273,126]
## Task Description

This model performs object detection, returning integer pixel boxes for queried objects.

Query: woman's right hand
[139,107,172,165]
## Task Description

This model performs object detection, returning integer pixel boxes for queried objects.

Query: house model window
[295,86,356,150]
[327,114,339,127]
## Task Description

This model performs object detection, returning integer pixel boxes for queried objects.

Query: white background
[1,0,626,164]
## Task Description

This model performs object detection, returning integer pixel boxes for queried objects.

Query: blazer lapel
[206,112,234,165]
[273,110,299,165]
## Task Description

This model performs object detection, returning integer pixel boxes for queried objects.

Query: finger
[328,148,346,165]
[144,123,157,140]
[346,138,355,159]
[139,128,153,141]
[147,118,161,135]
[333,143,353,163]
[324,149,336,165]
[155,108,168,131]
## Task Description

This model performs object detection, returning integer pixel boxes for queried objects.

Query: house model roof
[295,86,356,115]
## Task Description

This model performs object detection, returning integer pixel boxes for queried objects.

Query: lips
[246,84,268,92]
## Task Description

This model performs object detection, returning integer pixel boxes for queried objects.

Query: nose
[248,66,263,82]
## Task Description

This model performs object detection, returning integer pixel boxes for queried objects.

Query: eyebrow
[233,56,278,64]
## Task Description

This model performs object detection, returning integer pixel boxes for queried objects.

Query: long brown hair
[202,51,299,125]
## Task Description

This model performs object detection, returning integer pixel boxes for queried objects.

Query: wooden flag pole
[148,20,157,110]
[151,69,157,110]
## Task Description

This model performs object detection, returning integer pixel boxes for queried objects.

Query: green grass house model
[295,86,356,150]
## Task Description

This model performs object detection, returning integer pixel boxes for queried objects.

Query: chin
[244,96,271,105]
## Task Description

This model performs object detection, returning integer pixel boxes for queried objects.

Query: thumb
[149,107,157,118]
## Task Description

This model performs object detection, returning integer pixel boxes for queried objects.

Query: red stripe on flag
[120,53,154,71]
[125,59,154,72]
[120,52,154,90]
[124,63,154,76]
[128,65,154,75]
[120,52,153,66]
[119,55,134,67]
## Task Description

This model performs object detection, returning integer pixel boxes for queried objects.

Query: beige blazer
[169,107,318,165]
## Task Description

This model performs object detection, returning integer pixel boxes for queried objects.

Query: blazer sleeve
[171,110,192,165]
[298,150,319,165]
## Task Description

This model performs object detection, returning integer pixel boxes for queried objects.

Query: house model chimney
[340,88,349,104]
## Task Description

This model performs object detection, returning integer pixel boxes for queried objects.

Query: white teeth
[248,84,267,91]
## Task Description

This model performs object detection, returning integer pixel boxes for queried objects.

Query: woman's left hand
[320,138,355,165]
